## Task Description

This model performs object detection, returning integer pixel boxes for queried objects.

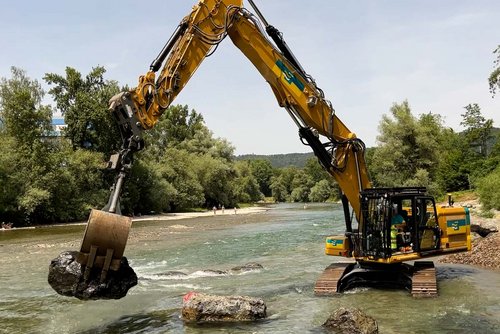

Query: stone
[471,224,498,237]
[157,271,188,277]
[323,307,378,334]
[200,269,228,275]
[230,262,263,273]
[182,292,267,322]
[48,250,137,300]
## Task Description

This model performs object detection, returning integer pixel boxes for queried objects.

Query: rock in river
[230,262,263,273]
[323,307,378,334]
[182,292,267,322]
[48,251,137,300]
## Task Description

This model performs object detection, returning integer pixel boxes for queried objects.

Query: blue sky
[1,1,499,155]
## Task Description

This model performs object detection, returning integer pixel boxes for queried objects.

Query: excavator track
[315,261,438,297]
[411,261,437,297]
[314,262,352,295]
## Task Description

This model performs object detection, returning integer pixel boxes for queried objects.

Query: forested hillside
[236,153,314,168]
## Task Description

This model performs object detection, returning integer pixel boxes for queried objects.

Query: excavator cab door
[415,197,440,251]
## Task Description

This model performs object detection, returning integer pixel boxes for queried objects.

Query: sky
[1,0,499,155]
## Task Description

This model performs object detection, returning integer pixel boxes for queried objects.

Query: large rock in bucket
[182,292,267,322]
[323,307,378,334]
[48,250,137,300]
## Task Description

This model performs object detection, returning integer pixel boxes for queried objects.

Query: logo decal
[276,60,305,92]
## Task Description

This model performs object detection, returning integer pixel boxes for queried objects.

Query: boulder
[230,262,263,273]
[48,250,137,300]
[471,224,498,237]
[323,307,378,334]
[182,292,266,322]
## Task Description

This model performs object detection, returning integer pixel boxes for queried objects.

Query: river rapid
[0,203,499,333]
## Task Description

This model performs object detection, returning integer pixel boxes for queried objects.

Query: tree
[160,148,205,210]
[234,161,263,203]
[290,169,314,202]
[304,157,330,184]
[143,104,235,162]
[249,159,274,197]
[460,103,493,157]
[144,105,205,156]
[477,166,500,211]
[0,68,107,224]
[270,174,287,202]
[489,45,500,96]
[0,67,52,147]
[136,104,237,210]
[437,130,471,191]
[309,179,333,202]
[370,101,446,195]
[0,68,54,224]
[44,66,121,155]
[193,155,236,208]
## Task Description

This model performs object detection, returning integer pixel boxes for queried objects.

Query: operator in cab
[390,205,406,251]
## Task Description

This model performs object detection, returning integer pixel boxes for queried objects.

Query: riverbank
[0,206,270,232]
[438,200,500,269]
[132,206,269,222]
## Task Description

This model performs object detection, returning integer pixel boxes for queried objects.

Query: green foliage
[42,143,107,222]
[270,174,288,202]
[461,103,493,157]
[193,154,236,207]
[236,152,314,168]
[268,166,323,203]
[439,105,497,192]
[44,66,121,155]
[134,104,237,211]
[234,161,263,203]
[0,68,112,225]
[477,166,500,211]
[121,159,175,214]
[13,63,500,223]
[370,101,445,195]
[0,67,52,147]
[159,148,205,210]
[489,45,500,96]
[249,159,274,197]
[308,179,333,202]
[304,157,329,184]
[437,130,471,191]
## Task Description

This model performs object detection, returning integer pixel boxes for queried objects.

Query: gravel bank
[438,200,500,269]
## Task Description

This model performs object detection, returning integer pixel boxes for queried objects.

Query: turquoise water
[0,203,499,333]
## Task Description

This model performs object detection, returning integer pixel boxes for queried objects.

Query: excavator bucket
[77,209,132,282]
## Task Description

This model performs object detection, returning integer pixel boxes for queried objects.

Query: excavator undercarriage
[314,261,437,297]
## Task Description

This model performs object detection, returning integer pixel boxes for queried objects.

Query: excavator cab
[358,187,440,259]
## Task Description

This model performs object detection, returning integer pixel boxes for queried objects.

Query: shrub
[477,167,500,211]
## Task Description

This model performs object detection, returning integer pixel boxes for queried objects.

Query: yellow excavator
[76,0,471,296]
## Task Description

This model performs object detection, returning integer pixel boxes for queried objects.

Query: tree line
[1,52,499,225]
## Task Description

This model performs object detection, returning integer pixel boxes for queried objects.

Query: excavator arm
[109,0,370,223]
[78,0,373,280]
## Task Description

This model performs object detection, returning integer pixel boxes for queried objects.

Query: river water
[0,203,499,333]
